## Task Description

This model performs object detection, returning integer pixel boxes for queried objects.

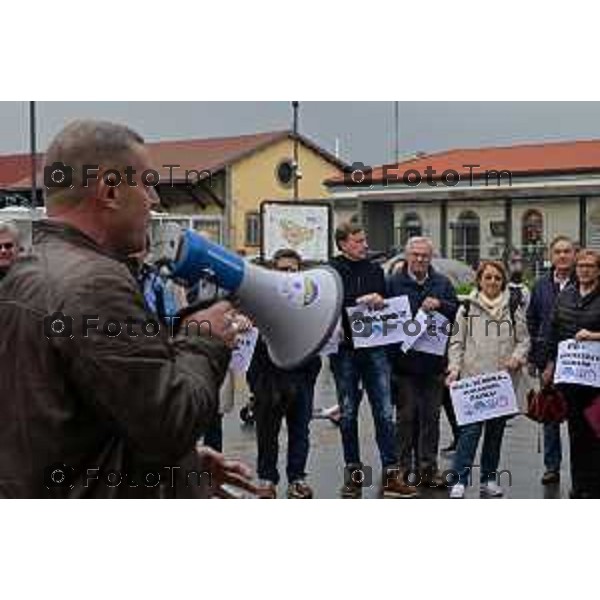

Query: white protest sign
[554,339,600,387]
[346,296,412,349]
[450,371,519,426]
[230,327,259,373]
[402,310,451,356]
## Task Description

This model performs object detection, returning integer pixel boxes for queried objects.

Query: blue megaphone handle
[171,229,245,291]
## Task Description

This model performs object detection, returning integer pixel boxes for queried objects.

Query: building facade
[326,139,600,273]
[0,130,346,254]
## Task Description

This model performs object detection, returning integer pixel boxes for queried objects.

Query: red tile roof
[1,130,345,190]
[327,138,600,186]
[0,153,43,189]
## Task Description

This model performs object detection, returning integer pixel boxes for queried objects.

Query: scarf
[477,291,506,321]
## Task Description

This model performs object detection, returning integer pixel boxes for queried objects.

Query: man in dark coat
[527,235,576,485]
[329,223,416,498]
[387,237,458,486]
[0,120,256,498]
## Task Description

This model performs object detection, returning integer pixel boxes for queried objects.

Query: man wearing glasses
[387,236,458,489]
[247,248,322,498]
[0,219,20,281]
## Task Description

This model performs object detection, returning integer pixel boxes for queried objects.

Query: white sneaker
[480,481,504,498]
[449,483,465,499]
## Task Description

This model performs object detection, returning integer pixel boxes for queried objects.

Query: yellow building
[0,130,346,255]
[146,130,347,253]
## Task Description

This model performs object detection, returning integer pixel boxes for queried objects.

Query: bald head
[44,119,145,206]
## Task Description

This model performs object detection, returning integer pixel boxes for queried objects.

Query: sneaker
[256,479,277,499]
[541,470,560,485]
[287,480,314,499]
[449,483,465,499]
[480,481,504,498]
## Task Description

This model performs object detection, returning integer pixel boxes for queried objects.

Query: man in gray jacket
[0,120,256,498]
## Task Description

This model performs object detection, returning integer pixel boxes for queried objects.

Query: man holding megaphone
[0,120,258,499]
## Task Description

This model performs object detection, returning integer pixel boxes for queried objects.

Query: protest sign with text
[402,310,451,356]
[554,339,600,387]
[450,371,519,426]
[230,327,259,373]
[346,296,412,349]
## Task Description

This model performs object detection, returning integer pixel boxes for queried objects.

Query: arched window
[399,212,423,247]
[452,210,480,266]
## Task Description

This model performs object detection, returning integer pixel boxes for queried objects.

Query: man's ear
[95,169,121,210]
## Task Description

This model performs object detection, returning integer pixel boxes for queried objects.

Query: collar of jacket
[33,219,127,264]
[466,288,510,313]
[401,263,435,283]
[549,266,576,286]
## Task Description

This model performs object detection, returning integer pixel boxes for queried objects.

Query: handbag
[584,396,600,439]
[526,385,568,424]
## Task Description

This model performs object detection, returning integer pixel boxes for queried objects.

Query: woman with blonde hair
[545,248,600,498]
[446,260,530,499]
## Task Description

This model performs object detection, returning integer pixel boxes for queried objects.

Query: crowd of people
[0,119,599,499]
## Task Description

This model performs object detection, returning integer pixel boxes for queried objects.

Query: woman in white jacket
[446,260,530,499]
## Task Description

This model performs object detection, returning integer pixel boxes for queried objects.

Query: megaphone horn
[171,230,343,369]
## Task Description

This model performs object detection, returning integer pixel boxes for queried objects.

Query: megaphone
[171,230,343,369]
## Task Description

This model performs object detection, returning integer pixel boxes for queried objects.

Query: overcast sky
[3,101,600,166]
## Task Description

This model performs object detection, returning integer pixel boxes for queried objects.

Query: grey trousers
[395,374,444,472]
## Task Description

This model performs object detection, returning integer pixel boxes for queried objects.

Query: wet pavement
[222,364,571,499]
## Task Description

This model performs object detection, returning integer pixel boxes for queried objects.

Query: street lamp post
[292,101,299,201]
[29,101,37,207]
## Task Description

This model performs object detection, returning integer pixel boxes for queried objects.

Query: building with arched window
[326,138,600,273]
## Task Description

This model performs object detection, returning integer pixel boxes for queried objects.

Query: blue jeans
[453,417,508,485]
[254,378,315,484]
[330,346,397,468]
[543,422,562,472]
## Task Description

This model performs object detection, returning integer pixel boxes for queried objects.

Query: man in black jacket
[329,223,416,498]
[526,235,576,485]
[247,249,321,499]
[387,237,458,487]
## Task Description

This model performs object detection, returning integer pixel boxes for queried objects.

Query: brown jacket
[0,221,230,498]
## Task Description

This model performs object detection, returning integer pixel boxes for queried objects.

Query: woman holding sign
[446,261,530,499]
[545,249,600,499]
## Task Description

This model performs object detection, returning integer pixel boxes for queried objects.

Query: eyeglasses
[576,263,598,270]
[0,242,15,251]
[409,252,431,260]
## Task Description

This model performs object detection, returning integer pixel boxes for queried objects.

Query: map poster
[261,201,332,262]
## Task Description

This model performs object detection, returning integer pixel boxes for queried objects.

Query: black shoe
[340,481,362,499]
[442,441,457,453]
[541,470,560,485]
